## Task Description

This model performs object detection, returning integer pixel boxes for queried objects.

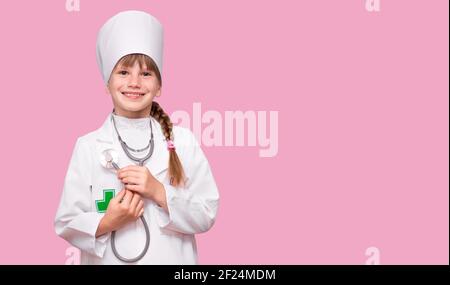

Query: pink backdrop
[0,0,448,264]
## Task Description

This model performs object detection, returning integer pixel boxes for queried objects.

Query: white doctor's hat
[96,10,164,84]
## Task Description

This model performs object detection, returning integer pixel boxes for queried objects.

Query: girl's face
[106,60,161,118]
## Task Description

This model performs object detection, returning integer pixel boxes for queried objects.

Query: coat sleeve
[155,128,220,234]
[54,137,110,258]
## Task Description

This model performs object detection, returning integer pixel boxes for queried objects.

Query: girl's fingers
[122,176,140,185]
[118,169,142,179]
[129,192,141,210]
[136,200,144,212]
[136,206,143,217]
[135,200,144,217]
[113,189,127,203]
[125,184,140,193]
[121,190,133,206]
[117,170,142,178]
[119,165,142,172]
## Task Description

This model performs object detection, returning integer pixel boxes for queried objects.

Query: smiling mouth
[121,92,145,99]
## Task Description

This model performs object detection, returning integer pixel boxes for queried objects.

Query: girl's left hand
[117,165,161,200]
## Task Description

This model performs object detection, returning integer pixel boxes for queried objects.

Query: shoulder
[74,130,98,149]
[172,125,198,148]
[172,125,209,165]
[71,125,104,156]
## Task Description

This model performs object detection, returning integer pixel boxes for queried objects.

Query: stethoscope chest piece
[100,149,120,170]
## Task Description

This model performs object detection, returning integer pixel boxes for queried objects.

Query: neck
[113,107,151,119]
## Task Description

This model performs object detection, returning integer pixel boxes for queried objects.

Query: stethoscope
[99,111,153,263]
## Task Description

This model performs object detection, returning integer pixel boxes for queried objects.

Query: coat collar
[95,113,169,176]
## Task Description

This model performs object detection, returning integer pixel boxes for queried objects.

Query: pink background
[0,0,448,264]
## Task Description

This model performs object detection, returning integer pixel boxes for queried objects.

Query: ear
[155,87,162,97]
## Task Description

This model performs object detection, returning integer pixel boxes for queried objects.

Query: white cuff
[155,183,177,228]
[92,213,111,258]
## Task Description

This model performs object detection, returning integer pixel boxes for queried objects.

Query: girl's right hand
[101,189,144,233]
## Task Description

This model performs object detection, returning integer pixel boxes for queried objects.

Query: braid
[151,101,185,187]
[150,101,173,140]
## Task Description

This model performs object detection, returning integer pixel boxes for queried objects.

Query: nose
[127,73,141,88]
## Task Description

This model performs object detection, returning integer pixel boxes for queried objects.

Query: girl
[54,10,220,265]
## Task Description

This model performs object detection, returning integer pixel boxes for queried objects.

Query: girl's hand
[101,189,144,233]
[117,165,162,200]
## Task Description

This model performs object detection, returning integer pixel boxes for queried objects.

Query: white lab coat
[54,113,220,264]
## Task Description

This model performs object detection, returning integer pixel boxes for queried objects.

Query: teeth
[123,93,144,96]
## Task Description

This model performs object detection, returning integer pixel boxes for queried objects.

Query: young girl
[54,10,220,265]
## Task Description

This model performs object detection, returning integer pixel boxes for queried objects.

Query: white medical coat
[54,113,220,264]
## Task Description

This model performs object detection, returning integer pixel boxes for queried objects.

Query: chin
[120,103,151,112]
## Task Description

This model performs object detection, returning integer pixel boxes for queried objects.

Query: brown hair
[114,53,186,187]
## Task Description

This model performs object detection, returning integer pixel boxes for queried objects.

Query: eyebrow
[117,66,151,71]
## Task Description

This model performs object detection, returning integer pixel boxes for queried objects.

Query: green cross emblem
[95,189,115,213]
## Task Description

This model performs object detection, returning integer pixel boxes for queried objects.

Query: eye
[142,72,152,77]
[118,70,128,75]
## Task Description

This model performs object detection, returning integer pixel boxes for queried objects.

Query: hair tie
[167,140,175,151]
